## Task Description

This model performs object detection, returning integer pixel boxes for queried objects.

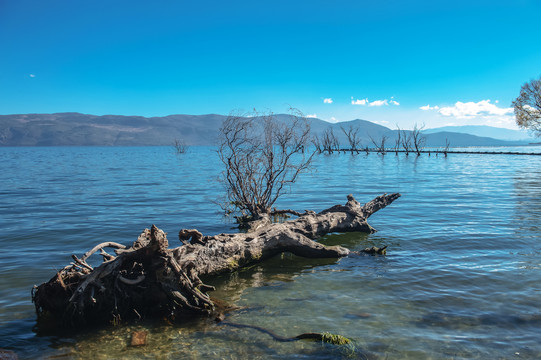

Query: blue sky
[1,0,540,129]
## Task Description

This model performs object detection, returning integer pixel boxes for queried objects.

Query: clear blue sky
[1,0,540,129]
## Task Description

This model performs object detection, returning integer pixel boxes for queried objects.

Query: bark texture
[32,193,400,328]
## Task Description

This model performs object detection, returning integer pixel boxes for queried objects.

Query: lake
[0,146,540,359]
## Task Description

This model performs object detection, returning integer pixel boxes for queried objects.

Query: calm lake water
[0,146,540,359]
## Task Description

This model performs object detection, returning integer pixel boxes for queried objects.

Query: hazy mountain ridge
[0,112,531,147]
[424,125,536,142]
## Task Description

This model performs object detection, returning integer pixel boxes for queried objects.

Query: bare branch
[340,124,361,152]
[173,138,188,154]
[411,123,426,156]
[81,242,126,261]
[321,127,339,154]
[513,76,541,137]
[394,124,402,155]
[218,109,314,221]
[368,134,388,154]
[401,129,412,156]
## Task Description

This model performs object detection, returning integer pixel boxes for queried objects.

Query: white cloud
[351,98,368,105]
[323,98,333,104]
[438,100,513,118]
[420,99,517,128]
[330,116,337,122]
[29,74,36,78]
[351,97,400,106]
[306,114,317,118]
[420,104,440,111]
[369,99,388,107]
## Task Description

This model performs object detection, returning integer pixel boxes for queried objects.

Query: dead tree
[311,135,323,153]
[443,138,450,157]
[394,125,402,155]
[411,123,426,156]
[32,193,400,328]
[173,138,188,154]
[217,109,313,224]
[401,129,412,156]
[369,134,388,155]
[340,125,361,153]
[321,127,340,154]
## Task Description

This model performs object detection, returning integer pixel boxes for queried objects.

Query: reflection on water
[513,160,541,273]
[514,161,541,224]
[0,147,540,359]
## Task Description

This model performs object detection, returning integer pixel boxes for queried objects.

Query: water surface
[0,146,540,359]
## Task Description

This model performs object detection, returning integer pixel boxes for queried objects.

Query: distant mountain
[424,125,536,142]
[423,131,522,147]
[0,113,228,146]
[0,112,531,147]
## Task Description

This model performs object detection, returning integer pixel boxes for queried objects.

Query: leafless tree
[401,129,412,156]
[218,109,314,222]
[311,135,322,153]
[369,134,388,155]
[411,123,426,156]
[443,138,450,157]
[173,138,188,154]
[394,125,402,155]
[340,124,361,153]
[321,127,340,154]
[512,76,541,137]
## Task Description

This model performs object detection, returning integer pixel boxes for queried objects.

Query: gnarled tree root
[32,193,400,328]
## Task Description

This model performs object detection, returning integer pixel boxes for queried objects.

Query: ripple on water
[0,147,540,359]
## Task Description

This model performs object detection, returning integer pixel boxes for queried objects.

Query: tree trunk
[32,193,400,328]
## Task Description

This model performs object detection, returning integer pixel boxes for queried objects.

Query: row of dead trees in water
[175,123,451,158]
[172,109,451,158]
[312,124,451,157]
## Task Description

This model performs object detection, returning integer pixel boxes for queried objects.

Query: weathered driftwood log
[32,193,400,328]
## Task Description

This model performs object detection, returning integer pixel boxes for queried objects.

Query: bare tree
[411,123,426,156]
[321,127,340,154]
[340,124,361,153]
[218,109,314,223]
[512,76,541,137]
[369,134,388,155]
[401,129,412,156]
[394,125,402,155]
[311,134,322,153]
[173,138,188,154]
[443,138,450,157]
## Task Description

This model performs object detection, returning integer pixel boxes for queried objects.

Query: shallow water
[0,146,540,359]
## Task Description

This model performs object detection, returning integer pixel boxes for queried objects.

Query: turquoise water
[0,146,540,359]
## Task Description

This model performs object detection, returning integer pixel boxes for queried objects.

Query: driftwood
[32,193,400,328]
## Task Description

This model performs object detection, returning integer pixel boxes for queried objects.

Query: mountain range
[0,112,535,147]
[423,125,535,142]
